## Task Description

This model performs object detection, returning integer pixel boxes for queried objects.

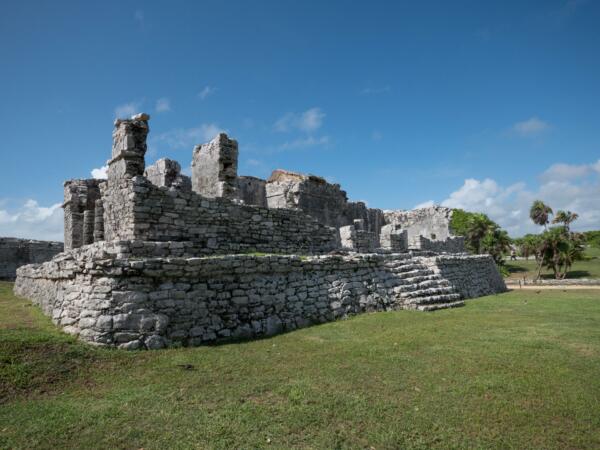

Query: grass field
[1,281,600,449]
[506,247,600,281]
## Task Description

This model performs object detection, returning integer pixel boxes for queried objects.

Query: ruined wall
[145,158,191,192]
[418,254,507,299]
[265,170,385,240]
[0,238,63,279]
[192,134,238,199]
[236,176,267,207]
[63,179,104,250]
[384,206,464,252]
[417,236,466,253]
[102,176,339,255]
[15,244,499,349]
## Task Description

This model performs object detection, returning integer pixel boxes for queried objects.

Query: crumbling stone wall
[417,254,507,299]
[192,134,238,199]
[145,158,191,192]
[236,176,267,207]
[265,169,384,240]
[0,238,63,279]
[384,206,464,252]
[14,243,507,349]
[102,176,338,254]
[63,179,104,250]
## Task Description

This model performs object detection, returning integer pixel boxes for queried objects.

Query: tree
[538,227,585,279]
[480,228,512,265]
[530,200,553,230]
[552,210,579,232]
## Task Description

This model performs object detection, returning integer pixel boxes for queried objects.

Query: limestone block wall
[416,236,466,253]
[265,169,384,240]
[15,245,506,349]
[0,238,63,279]
[385,206,460,250]
[145,158,191,192]
[102,177,339,255]
[418,254,507,299]
[236,176,267,207]
[192,133,238,199]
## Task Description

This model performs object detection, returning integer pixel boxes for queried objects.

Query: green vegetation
[450,209,511,265]
[506,246,600,281]
[2,281,600,449]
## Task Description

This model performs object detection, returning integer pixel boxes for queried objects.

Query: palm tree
[552,210,579,232]
[466,213,494,254]
[530,200,553,230]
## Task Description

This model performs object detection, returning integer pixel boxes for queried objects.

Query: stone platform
[14,242,506,349]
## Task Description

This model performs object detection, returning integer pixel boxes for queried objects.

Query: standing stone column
[63,180,102,250]
[107,113,150,180]
[93,200,104,242]
[82,210,95,245]
[191,133,239,199]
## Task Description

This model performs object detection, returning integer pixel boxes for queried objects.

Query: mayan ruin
[13,114,506,350]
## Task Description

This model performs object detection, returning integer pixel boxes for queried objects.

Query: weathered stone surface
[144,158,191,192]
[14,244,505,349]
[13,113,508,350]
[384,206,465,252]
[192,133,238,199]
[0,238,63,280]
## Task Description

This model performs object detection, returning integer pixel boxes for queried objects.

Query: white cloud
[361,86,391,95]
[155,97,171,113]
[414,200,435,209]
[540,162,592,182]
[512,116,550,136]
[152,123,224,149]
[274,107,325,133]
[198,86,216,100]
[279,135,330,150]
[432,159,600,236]
[0,199,63,241]
[114,102,141,118]
[91,165,108,179]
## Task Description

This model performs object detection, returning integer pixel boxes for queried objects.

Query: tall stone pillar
[93,200,104,242]
[62,180,103,250]
[83,210,95,245]
[107,113,150,181]
[191,133,238,199]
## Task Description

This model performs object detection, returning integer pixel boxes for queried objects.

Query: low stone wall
[15,244,506,349]
[102,177,339,255]
[418,254,507,299]
[0,238,63,279]
[416,236,466,253]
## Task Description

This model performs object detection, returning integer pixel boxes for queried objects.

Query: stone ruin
[14,113,506,350]
[0,238,63,280]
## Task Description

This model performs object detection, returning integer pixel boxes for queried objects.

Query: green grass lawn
[506,248,600,281]
[1,281,600,449]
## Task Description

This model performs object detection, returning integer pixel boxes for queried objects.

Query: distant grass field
[506,247,600,281]
[1,281,600,449]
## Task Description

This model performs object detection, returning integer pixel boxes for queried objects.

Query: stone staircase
[384,256,464,311]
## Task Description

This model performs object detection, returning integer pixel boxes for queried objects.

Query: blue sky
[1,0,599,240]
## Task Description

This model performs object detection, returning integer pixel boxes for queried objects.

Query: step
[415,300,465,311]
[405,292,462,305]
[393,268,434,279]
[400,286,456,299]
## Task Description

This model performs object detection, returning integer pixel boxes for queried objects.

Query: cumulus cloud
[114,101,141,118]
[512,116,550,136]
[0,199,63,241]
[198,86,216,100]
[540,161,598,182]
[431,159,600,236]
[151,123,224,149]
[274,108,325,133]
[155,97,171,112]
[91,165,108,179]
